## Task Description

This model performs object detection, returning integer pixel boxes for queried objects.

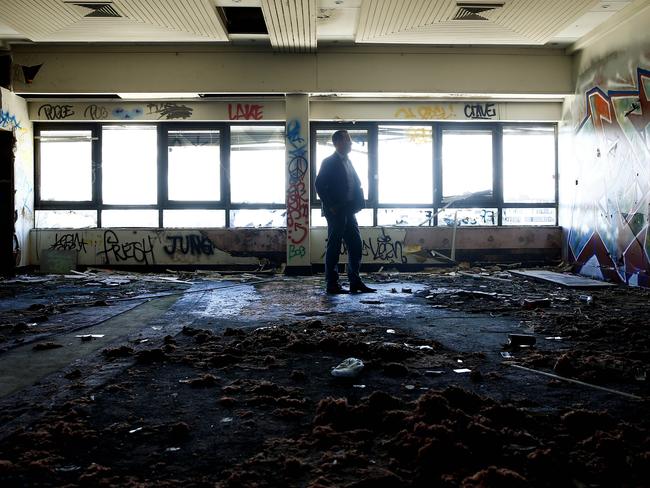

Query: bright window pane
[442,130,493,199]
[230,126,285,203]
[378,126,433,204]
[503,208,556,225]
[163,210,225,228]
[438,208,497,226]
[168,130,220,201]
[35,210,97,228]
[503,127,555,203]
[315,129,369,200]
[39,130,92,201]
[310,208,373,227]
[378,208,433,226]
[101,210,158,227]
[230,209,285,228]
[102,126,157,204]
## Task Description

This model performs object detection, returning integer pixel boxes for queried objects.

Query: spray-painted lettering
[228,103,264,120]
[98,230,155,265]
[37,104,75,120]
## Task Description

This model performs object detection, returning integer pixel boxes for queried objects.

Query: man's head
[332,130,352,155]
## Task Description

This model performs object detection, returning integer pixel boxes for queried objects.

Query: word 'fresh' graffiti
[163,234,216,256]
[98,230,155,265]
[146,103,193,120]
[37,104,75,120]
[49,233,89,253]
[0,110,21,130]
[464,103,497,120]
[228,103,264,120]
[285,119,309,261]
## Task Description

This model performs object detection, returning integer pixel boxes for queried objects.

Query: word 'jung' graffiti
[49,233,89,253]
[98,230,155,265]
[286,119,309,261]
[163,234,215,256]
[146,103,193,120]
[228,103,264,120]
[464,103,497,120]
[37,104,75,120]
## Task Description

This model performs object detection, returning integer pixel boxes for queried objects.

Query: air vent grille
[453,2,504,21]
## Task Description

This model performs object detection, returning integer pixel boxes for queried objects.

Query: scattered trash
[401,288,412,293]
[578,295,594,306]
[360,300,383,305]
[129,427,143,434]
[508,334,536,346]
[424,370,444,376]
[386,329,396,334]
[521,298,552,309]
[221,417,233,423]
[404,384,415,390]
[55,465,81,472]
[165,447,181,452]
[501,352,514,359]
[456,359,463,363]
[76,334,105,341]
[331,358,365,378]
[453,368,472,373]
[151,326,163,331]
[352,384,366,389]
[545,336,563,340]
[390,288,398,293]
[634,368,646,382]
[33,342,63,351]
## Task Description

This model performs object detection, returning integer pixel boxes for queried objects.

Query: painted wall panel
[30,226,561,267]
[560,44,650,285]
[1,88,33,268]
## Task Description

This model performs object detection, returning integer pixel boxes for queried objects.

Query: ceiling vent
[453,2,504,20]
[68,2,122,18]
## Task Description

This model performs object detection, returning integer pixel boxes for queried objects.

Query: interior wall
[560,5,650,285]
[0,88,33,268]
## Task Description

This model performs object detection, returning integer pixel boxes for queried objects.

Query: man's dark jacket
[315,152,365,219]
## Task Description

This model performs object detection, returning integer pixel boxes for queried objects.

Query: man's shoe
[350,282,376,293]
[326,284,349,294]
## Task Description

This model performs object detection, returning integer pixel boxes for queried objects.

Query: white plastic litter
[331,357,365,378]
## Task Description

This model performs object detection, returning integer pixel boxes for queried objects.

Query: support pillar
[284,94,311,274]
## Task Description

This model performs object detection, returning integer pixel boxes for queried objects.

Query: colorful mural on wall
[561,49,650,286]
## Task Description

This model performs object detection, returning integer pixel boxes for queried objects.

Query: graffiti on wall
[285,119,309,262]
[566,61,650,286]
[0,109,21,130]
[316,228,409,264]
[228,103,264,120]
[32,229,264,266]
[146,103,193,120]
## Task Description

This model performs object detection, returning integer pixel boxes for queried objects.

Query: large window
[35,123,286,228]
[38,130,93,202]
[35,120,558,229]
[167,130,221,202]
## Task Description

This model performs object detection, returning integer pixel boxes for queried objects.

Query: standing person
[315,130,376,294]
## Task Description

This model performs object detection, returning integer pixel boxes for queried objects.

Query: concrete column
[285,94,310,274]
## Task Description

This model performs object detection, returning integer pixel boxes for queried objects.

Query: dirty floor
[0,267,648,487]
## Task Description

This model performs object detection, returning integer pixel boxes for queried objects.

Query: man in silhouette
[315,130,376,294]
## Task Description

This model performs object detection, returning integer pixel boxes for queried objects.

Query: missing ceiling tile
[67,2,122,18]
[217,7,268,35]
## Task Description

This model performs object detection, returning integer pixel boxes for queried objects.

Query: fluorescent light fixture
[118,93,200,100]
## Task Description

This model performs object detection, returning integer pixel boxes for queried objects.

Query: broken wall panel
[30,226,561,268]
[309,226,562,265]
